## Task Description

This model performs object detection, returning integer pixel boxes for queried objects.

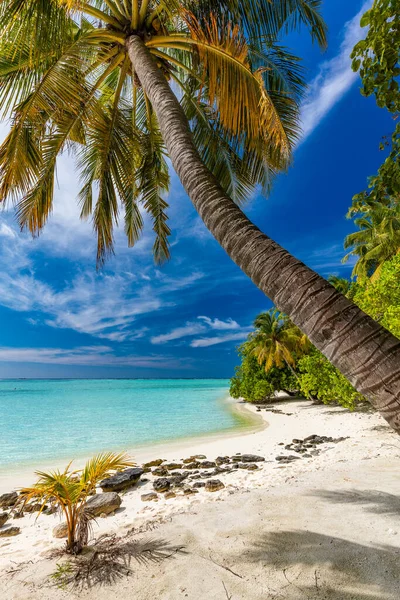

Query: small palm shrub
[20,452,135,554]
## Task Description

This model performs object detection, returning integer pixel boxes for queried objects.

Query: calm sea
[0,379,246,470]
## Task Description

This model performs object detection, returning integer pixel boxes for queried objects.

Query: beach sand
[1,399,399,599]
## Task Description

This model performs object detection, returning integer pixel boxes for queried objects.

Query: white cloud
[151,315,243,344]
[151,322,206,344]
[198,316,240,330]
[300,1,372,142]
[0,345,189,369]
[0,223,16,239]
[0,217,205,341]
[190,330,252,348]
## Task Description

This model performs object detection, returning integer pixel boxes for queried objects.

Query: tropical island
[0,0,399,599]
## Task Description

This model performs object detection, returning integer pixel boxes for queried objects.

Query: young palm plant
[0,1,399,431]
[19,452,135,554]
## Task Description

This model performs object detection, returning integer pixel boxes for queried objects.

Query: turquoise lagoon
[0,379,248,469]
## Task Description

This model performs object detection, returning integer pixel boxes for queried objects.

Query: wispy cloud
[300,1,372,141]
[0,217,205,341]
[151,316,243,345]
[190,330,252,348]
[0,345,189,369]
[151,322,206,344]
[198,316,240,330]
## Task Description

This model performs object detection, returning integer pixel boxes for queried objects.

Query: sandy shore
[1,399,399,599]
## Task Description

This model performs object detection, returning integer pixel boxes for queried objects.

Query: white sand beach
[1,399,399,599]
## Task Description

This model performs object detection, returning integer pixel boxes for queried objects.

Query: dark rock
[277,443,284,446]
[183,462,200,470]
[43,506,58,516]
[215,456,230,466]
[198,461,216,469]
[292,439,302,444]
[205,479,225,492]
[164,491,176,499]
[183,487,198,495]
[193,482,206,488]
[243,463,259,470]
[0,512,8,527]
[303,453,313,458]
[143,459,163,468]
[164,463,182,470]
[152,466,169,477]
[275,455,300,462]
[192,455,207,459]
[304,434,319,442]
[24,502,47,513]
[284,445,292,450]
[85,492,121,517]
[100,467,144,492]
[53,522,68,538]
[13,511,24,519]
[235,454,265,463]
[0,526,20,537]
[0,492,18,508]
[141,492,158,502]
[153,478,171,493]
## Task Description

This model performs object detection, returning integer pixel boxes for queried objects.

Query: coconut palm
[327,275,352,296]
[250,309,309,372]
[0,1,400,432]
[19,452,135,554]
[343,200,400,281]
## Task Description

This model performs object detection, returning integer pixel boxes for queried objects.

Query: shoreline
[1,397,399,599]
[0,397,265,493]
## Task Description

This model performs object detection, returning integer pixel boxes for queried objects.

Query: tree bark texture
[127,35,400,433]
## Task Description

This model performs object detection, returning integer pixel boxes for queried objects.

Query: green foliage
[297,351,365,410]
[350,0,400,204]
[352,253,400,337]
[0,0,327,265]
[230,342,297,402]
[20,452,134,554]
[51,562,74,590]
[343,200,400,279]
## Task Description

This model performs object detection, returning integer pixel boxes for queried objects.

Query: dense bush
[297,351,364,410]
[229,343,297,403]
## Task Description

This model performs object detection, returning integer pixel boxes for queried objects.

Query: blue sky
[0,0,390,379]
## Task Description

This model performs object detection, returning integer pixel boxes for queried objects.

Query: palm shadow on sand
[310,488,400,517]
[51,535,186,590]
[242,529,399,599]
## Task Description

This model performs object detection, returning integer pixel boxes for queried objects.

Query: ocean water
[0,379,247,470]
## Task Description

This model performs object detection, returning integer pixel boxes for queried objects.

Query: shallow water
[0,379,247,469]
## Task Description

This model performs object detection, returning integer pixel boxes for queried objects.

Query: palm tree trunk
[127,36,400,433]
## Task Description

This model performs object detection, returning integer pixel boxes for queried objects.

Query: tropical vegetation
[19,452,134,554]
[0,0,400,430]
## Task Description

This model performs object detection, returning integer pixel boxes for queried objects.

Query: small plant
[20,452,135,554]
[51,561,74,589]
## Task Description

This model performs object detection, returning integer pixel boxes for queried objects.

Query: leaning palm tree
[19,452,135,554]
[0,1,400,432]
[343,200,400,281]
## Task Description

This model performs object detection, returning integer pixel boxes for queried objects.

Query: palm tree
[250,309,309,372]
[1,1,400,432]
[327,275,352,296]
[20,452,134,554]
[343,200,400,281]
